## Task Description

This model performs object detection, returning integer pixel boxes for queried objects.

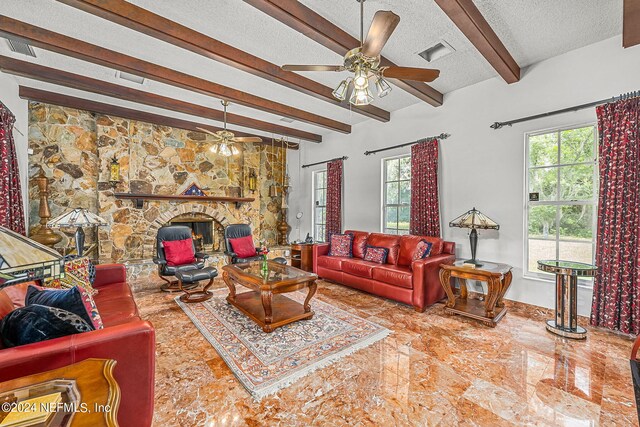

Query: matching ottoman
[175,267,218,303]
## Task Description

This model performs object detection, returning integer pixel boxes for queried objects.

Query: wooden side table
[439,261,513,327]
[290,243,314,272]
[0,358,120,426]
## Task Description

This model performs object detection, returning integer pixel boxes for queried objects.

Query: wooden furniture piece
[114,192,254,209]
[439,260,513,327]
[174,266,218,303]
[0,358,120,427]
[222,260,318,333]
[290,243,314,272]
[537,260,597,339]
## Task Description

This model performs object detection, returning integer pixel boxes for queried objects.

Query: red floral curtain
[0,103,26,235]
[590,96,640,334]
[325,159,343,241]
[410,139,440,237]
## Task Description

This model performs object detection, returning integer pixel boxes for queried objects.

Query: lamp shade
[449,207,499,230]
[0,226,64,287]
[47,208,107,228]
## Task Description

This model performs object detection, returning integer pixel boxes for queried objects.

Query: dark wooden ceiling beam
[19,86,299,149]
[0,16,350,134]
[434,0,520,84]
[54,0,390,123]
[623,0,640,48]
[243,0,444,107]
[0,55,321,143]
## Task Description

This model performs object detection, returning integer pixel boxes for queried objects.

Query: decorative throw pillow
[44,257,96,295]
[0,304,93,348]
[64,255,96,285]
[26,285,103,330]
[229,235,258,258]
[412,240,433,261]
[0,290,14,321]
[328,233,354,257]
[363,246,389,264]
[163,238,196,266]
[1,281,42,308]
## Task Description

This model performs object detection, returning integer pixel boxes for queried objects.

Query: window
[525,124,598,280]
[313,170,327,242]
[383,156,411,235]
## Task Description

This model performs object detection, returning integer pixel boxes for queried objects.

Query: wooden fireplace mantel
[114,193,255,209]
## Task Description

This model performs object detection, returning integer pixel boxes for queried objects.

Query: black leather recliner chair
[153,225,210,291]
[224,224,264,264]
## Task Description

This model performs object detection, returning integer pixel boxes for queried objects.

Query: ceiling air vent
[7,38,36,57]
[418,40,455,63]
[116,71,146,84]
[280,117,295,123]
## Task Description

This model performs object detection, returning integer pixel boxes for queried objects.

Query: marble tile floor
[132,278,638,427]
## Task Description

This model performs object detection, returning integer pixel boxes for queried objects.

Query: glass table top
[225,260,316,284]
[537,260,597,276]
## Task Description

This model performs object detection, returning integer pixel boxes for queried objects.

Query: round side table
[537,260,597,340]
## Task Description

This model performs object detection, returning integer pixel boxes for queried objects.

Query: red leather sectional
[313,230,456,311]
[0,264,155,427]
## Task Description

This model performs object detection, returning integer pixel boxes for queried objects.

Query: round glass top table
[537,260,597,339]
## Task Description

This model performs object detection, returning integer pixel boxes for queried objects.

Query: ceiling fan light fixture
[353,66,368,89]
[332,79,350,101]
[350,86,373,106]
[219,143,232,157]
[375,77,392,98]
[231,145,240,156]
[210,144,219,155]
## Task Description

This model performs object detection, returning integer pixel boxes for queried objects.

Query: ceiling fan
[281,0,440,106]
[197,101,262,157]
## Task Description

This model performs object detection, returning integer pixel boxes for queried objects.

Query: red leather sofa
[313,230,456,311]
[0,264,155,427]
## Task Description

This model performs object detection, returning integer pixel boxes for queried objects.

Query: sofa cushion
[317,255,351,271]
[342,259,377,279]
[95,296,140,327]
[328,233,354,257]
[344,230,370,259]
[363,246,389,264]
[44,257,97,295]
[413,240,433,261]
[398,235,444,266]
[0,291,14,320]
[2,282,42,308]
[372,265,413,289]
[0,304,93,348]
[366,234,401,265]
[26,286,103,330]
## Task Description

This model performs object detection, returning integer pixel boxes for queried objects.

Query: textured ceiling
[0,0,624,141]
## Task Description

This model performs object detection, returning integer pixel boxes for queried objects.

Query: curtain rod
[490,90,640,130]
[301,156,347,169]
[364,133,450,156]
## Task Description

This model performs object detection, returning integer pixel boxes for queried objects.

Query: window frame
[312,169,327,242]
[523,122,598,285]
[381,154,412,235]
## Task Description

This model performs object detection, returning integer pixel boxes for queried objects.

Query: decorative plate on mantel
[181,183,207,197]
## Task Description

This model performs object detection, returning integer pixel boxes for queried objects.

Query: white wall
[288,36,640,316]
[0,73,29,227]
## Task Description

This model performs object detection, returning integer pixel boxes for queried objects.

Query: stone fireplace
[168,212,225,253]
[27,102,290,281]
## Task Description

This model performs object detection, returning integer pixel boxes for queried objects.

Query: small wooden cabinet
[290,244,314,272]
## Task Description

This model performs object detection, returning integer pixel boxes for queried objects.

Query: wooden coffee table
[222,261,318,333]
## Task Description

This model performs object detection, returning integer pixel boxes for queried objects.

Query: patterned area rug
[176,288,389,400]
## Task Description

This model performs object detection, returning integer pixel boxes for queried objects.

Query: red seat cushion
[345,230,370,259]
[94,281,133,302]
[163,238,196,266]
[372,265,413,289]
[317,255,350,271]
[95,296,140,327]
[229,235,257,258]
[342,259,376,278]
[397,235,444,266]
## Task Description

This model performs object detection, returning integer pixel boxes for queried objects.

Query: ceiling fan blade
[196,127,222,141]
[232,137,263,143]
[382,66,440,82]
[282,64,344,72]
[361,11,400,58]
